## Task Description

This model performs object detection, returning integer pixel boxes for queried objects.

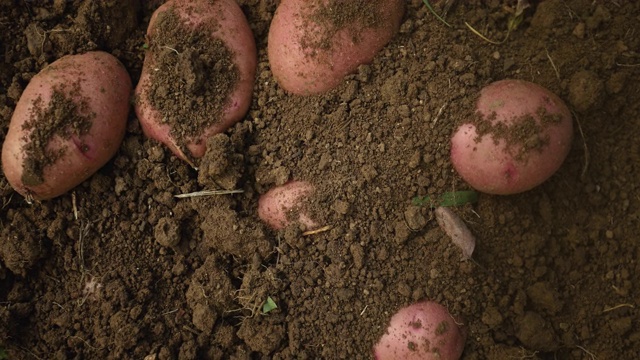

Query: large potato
[1,51,131,201]
[451,79,573,195]
[374,301,466,360]
[134,0,257,163]
[268,0,405,95]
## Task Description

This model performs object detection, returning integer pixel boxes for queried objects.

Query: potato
[1,51,131,201]
[134,0,257,163]
[268,0,405,95]
[374,301,466,360]
[450,79,573,195]
[258,181,317,230]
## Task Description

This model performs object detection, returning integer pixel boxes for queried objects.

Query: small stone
[572,23,585,38]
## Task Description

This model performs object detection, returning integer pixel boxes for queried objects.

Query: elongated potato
[134,0,257,163]
[1,51,131,201]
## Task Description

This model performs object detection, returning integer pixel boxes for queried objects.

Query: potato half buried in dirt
[1,51,131,201]
[258,181,318,230]
[268,0,405,95]
[134,0,257,164]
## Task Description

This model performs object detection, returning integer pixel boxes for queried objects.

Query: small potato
[257,181,317,230]
[1,51,131,201]
[134,0,257,163]
[268,0,405,95]
[451,79,573,195]
[374,301,466,360]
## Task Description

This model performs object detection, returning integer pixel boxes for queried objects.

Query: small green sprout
[412,190,478,208]
[0,347,7,360]
[422,0,452,27]
[262,296,277,314]
[465,0,531,44]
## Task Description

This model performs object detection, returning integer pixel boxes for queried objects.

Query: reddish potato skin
[135,0,257,160]
[268,0,405,95]
[451,80,573,195]
[374,301,466,360]
[1,51,131,200]
[258,181,317,230]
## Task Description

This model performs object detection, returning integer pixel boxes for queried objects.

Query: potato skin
[374,301,466,360]
[451,80,573,195]
[268,0,405,95]
[257,181,317,230]
[134,0,257,161]
[1,51,131,201]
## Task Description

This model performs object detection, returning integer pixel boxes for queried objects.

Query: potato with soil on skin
[134,0,257,164]
[268,0,405,95]
[450,79,573,195]
[1,51,131,201]
[374,301,466,360]
[258,181,318,230]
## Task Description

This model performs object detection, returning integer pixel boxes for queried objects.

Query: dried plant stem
[174,189,243,198]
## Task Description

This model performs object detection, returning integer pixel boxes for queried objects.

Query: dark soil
[1,0,639,359]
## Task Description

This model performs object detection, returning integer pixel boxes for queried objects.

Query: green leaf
[412,191,478,208]
[507,14,524,32]
[422,0,452,27]
[262,297,277,314]
[439,191,478,206]
[0,347,7,360]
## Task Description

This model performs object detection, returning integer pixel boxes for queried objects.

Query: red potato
[1,51,131,201]
[258,181,317,230]
[451,79,573,195]
[268,0,405,95]
[374,301,466,360]
[135,0,257,162]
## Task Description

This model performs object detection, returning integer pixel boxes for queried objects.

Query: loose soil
[1,0,639,359]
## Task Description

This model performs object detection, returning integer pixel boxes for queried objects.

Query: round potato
[134,0,257,163]
[451,79,573,195]
[1,51,131,201]
[374,301,466,360]
[268,0,405,95]
[258,181,317,230]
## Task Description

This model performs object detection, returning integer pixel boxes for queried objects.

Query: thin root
[465,22,510,45]
[162,45,180,55]
[545,48,561,81]
[69,335,102,350]
[174,189,244,198]
[576,345,597,360]
[602,303,634,313]
[508,347,539,359]
[432,102,448,125]
[72,192,79,220]
[571,110,590,180]
[303,225,332,236]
